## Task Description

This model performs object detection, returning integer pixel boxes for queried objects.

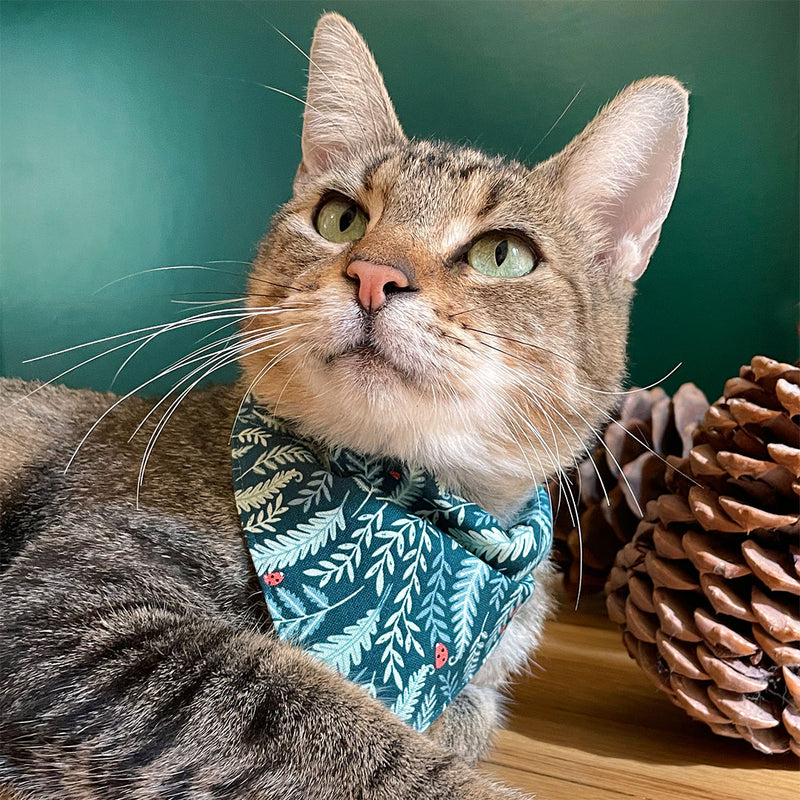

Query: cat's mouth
[329,339,405,373]
[303,295,441,392]
[323,327,424,387]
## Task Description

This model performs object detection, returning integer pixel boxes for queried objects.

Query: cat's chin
[322,342,427,392]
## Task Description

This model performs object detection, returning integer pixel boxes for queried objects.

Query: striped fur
[0,380,523,798]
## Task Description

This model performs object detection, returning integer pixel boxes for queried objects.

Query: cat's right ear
[296,14,405,184]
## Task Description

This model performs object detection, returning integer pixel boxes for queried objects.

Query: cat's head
[240,13,688,513]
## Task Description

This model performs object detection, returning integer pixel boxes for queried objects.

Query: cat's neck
[278,407,544,524]
[420,452,541,527]
[247,373,553,523]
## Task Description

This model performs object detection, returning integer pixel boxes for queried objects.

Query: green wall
[1,1,797,399]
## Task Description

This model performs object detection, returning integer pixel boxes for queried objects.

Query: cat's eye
[467,233,536,278]
[315,197,368,243]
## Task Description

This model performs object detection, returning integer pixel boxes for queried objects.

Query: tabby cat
[0,13,688,799]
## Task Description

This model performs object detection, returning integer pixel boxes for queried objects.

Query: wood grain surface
[482,596,799,799]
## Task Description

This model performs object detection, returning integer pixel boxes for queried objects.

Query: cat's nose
[345,260,411,313]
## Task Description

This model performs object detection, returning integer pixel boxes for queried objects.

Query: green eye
[315,197,368,243]
[467,232,536,278]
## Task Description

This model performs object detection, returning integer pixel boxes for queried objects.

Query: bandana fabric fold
[231,396,552,731]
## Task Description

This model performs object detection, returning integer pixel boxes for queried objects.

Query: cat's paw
[456,771,533,800]
[426,685,505,765]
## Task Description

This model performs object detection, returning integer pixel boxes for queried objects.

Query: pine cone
[551,383,709,597]
[606,356,800,755]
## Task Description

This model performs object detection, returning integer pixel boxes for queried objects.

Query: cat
[0,12,688,800]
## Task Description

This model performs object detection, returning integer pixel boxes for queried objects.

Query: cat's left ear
[296,14,406,183]
[546,77,689,281]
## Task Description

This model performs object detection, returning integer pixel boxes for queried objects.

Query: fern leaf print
[231,395,553,731]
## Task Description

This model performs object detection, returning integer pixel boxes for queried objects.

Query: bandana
[231,395,552,731]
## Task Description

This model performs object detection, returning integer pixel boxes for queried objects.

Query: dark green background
[1,1,797,400]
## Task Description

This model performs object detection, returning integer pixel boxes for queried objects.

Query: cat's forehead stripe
[477,182,505,218]
[361,153,393,191]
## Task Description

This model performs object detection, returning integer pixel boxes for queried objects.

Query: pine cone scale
[670,675,729,725]
[694,607,758,657]
[768,442,800,474]
[782,705,800,741]
[682,530,751,579]
[751,587,800,643]
[699,573,753,620]
[784,666,800,704]
[741,540,800,595]
[652,523,687,559]
[653,587,703,641]
[752,625,800,667]
[776,378,800,417]
[656,630,707,680]
[718,494,799,532]
[708,686,781,729]
[696,644,769,693]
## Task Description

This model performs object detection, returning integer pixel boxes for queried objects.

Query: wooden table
[483,597,798,799]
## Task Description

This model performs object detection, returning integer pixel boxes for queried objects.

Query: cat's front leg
[426,685,505,765]
[0,590,529,800]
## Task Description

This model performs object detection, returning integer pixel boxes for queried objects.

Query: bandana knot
[232,396,552,731]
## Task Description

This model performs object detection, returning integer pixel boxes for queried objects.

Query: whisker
[474,335,699,498]
[576,362,684,396]
[97,263,303,295]
[463,323,683,398]
[107,307,293,391]
[233,342,305,431]
[137,337,305,500]
[170,297,248,307]
[270,343,312,419]
[130,326,305,445]
[464,342,584,528]
[264,20,353,111]
[461,325,580,371]
[63,322,301,473]
[22,304,292,366]
[239,6,376,144]
[476,336,644,514]
[513,377,611,509]
[525,85,584,160]
[192,68,322,112]
[475,358,587,604]
[447,299,507,320]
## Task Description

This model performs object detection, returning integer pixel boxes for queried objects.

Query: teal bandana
[231,395,552,731]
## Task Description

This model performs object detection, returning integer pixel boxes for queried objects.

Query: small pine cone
[551,382,709,597]
[606,356,800,755]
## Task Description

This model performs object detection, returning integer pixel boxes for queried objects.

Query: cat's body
[0,13,688,799]
[0,378,527,798]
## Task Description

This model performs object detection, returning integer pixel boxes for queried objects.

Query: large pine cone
[551,383,709,597]
[606,356,800,755]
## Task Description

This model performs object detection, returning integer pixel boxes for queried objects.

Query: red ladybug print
[388,470,401,480]
[264,571,284,587]
[434,642,448,669]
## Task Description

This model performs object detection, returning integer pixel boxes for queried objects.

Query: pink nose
[346,260,410,313]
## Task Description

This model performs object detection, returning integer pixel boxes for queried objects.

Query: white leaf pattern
[310,603,382,674]
[231,395,552,732]
[234,470,301,512]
